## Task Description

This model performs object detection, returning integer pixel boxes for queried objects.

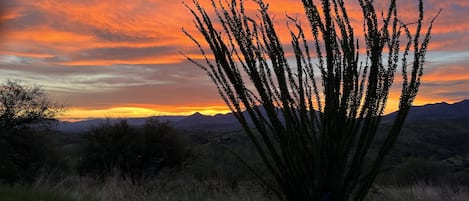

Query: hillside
[384,100,469,122]
[56,99,469,133]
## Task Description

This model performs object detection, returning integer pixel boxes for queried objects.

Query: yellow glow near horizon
[58,97,460,122]
[59,106,232,121]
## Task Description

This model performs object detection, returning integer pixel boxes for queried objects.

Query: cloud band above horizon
[1,0,468,119]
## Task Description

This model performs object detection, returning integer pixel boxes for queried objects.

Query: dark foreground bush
[0,129,64,184]
[79,119,187,181]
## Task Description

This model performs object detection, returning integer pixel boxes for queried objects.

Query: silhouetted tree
[0,80,62,130]
[183,0,439,201]
[0,80,64,184]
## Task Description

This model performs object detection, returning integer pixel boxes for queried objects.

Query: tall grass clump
[11,172,275,201]
[368,184,469,201]
[183,0,440,200]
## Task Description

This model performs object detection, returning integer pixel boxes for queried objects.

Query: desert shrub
[184,0,439,200]
[141,119,186,173]
[0,128,65,184]
[79,119,187,181]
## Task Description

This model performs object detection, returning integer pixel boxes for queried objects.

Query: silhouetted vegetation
[184,0,440,200]
[0,81,66,184]
[0,129,65,184]
[0,80,63,130]
[79,119,187,182]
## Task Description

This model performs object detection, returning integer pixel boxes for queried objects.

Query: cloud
[1,0,468,119]
[1,0,194,65]
[423,66,469,83]
[411,58,469,106]
[42,46,180,65]
[0,59,220,113]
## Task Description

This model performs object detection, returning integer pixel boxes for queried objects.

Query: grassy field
[1,174,272,201]
[1,174,468,201]
[1,118,468,201]
[0,186,73,201]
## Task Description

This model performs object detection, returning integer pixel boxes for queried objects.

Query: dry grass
[30,173,274,201]
[369,184,469,201]
[4,173,467,201]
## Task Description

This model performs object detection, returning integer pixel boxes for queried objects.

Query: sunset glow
[64,105,231,121]
[1,0,468,120]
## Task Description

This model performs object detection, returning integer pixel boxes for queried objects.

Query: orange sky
[0,0,468,120]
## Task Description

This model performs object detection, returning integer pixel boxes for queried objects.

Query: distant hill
[383,100,469,122]
[56,99,469,133]
[367,100,469,170]
[175,112,240,131]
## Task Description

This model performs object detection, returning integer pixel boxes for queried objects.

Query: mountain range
[384,99,469,122]
[55,99,469,133]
